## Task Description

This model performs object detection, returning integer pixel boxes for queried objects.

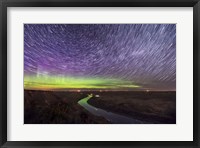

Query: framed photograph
[0,0,199,147]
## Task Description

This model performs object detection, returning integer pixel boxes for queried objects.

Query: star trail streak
[24,24,176,91]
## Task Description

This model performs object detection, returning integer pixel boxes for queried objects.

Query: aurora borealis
[24,24,176,91]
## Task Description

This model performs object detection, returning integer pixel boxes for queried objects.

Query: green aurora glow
[24,75,140,90]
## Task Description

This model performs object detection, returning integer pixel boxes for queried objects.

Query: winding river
[78,94,143,124]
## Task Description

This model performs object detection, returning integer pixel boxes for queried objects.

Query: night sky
[24,24,176,91]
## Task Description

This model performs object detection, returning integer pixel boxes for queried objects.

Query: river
[78,94,143,124]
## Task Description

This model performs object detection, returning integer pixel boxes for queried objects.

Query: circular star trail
[24,24,176,91]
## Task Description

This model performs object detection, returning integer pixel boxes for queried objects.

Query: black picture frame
[0,0,199,147]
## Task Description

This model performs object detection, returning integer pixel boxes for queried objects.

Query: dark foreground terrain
[24,90,176,124]
[24,90,108,124]
[88,91,176,124]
